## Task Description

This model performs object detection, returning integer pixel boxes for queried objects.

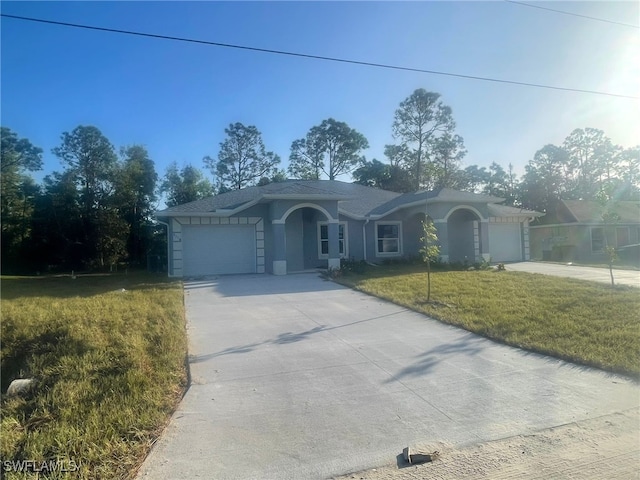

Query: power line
[504,0,640,29]
[2,13,638,100]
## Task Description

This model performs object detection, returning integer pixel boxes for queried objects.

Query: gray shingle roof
[156,180,541,219]
[488,204,543,218]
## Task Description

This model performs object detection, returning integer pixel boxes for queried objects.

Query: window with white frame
[318,222,347,258]
[376,222,401,255]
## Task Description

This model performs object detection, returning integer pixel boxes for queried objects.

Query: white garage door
[489,223,522,262]
[182,225,256,276]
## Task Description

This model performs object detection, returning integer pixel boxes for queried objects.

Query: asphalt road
[137,273,639,480]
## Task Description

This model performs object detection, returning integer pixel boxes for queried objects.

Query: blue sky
[2,1,639,191]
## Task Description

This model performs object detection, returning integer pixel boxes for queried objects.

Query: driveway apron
[137,273,639,480]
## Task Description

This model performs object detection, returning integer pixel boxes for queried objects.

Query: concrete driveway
[507,262,640,288]
[137,273,639,480]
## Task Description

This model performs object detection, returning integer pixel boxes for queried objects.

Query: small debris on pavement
[402,447,440,465]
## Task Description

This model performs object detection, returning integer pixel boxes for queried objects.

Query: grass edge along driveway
[334,266,640,378]
[0,273,187,480]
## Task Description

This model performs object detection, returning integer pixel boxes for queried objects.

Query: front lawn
[335,264,640,378]
[0,272,187,479]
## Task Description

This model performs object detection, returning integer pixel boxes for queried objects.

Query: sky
[2,1,639,194]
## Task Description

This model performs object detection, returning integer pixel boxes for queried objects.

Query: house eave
[156,210,239,218]
[531,221,639,228]
[261,194,354,201]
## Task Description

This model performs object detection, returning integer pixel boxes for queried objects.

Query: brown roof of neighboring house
[557,199,640,224]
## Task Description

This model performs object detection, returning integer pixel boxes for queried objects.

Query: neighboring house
[156,180,542,277]
[529,199,640,263]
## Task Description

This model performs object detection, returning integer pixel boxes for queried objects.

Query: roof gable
[560,199,640,224]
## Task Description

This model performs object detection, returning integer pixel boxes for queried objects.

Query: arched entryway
[446,207,481,263]
[284,206,331,273]
[273,202,339,274]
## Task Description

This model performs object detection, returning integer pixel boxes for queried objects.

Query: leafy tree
[288,138,324,180]
[383,144,411,167]
[458,165,490,193]
[563,128,608,198]
[30,171,84,269]
[352,158,413,193]
[52,125,124,267]
[1,127,43,173]
[0,127,43,271]
[288,118,369,180]
[614,146,640,200]
[481,162,520,201]
[519,144,569,213]
[420,218,440,302]
[52,126,118,213]
[391,89,457,189]
[432,133,466,188]
[257,169,288,186]
[483,162,505,197]
[115,145,158,265]
[0,176,40,271]
[161,162,213,207]
[205,122,280,190]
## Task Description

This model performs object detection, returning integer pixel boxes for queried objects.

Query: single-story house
[529,199,640,263]
[156,180,542,277]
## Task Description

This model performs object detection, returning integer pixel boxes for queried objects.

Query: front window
[591,227,604,253]
[318,222,347,258]
[376,222,401,255]
[616,227,630,247]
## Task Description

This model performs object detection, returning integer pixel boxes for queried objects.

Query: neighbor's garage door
[182,225,256,276]
[488,223,522,262]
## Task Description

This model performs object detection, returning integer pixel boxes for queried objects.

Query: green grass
[335,264,640,378]
[1,272,187,479]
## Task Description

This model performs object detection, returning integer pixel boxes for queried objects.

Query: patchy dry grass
[336,265,640,378]
[1,272,187,479]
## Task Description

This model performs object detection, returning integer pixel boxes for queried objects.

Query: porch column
[479,220,490,262]
[327,220,341,270]
[272,222,287,275]
[523,221,531,261]
[434,220,449,263]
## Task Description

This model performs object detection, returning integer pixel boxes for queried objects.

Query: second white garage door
[488,223,522,262]
[182,224,256,276]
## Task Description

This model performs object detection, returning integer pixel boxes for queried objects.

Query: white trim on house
[530,222,638,228]
[375,221,403,257]
[273,203,337,224]
[168,216,264,277]
[443,205,485,222]
[317,221,348,259]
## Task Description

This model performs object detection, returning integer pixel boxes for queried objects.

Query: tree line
[2,88,638,273]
